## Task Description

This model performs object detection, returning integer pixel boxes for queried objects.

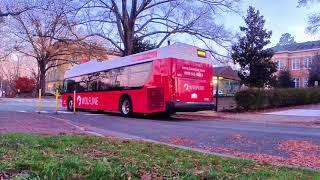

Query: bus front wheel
[119,96,132,117]
[67,97,73,111]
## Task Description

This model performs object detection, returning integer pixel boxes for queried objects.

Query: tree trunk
[39,63,46,95]
[39,71,46,95]
[123,18,135,56]
[123,29,134,56]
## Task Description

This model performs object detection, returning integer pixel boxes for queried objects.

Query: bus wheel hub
[122,100,130,114]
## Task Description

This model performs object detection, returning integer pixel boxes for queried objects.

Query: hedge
[235,88,320,111]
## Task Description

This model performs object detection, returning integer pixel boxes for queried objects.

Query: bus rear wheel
[119,96,132,117]
[67,97,74,111]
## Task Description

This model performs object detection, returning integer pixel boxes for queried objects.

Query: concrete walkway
[0,112,83,135]
[177,104,320,125]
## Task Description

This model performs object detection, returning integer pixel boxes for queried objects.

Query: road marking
[14,110,74,114]
[58,111,74,114]
[84,113,104,116]
[17,110,27,113]
[36,111,50,114]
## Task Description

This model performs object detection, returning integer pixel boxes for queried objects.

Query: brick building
[272,40,320,88]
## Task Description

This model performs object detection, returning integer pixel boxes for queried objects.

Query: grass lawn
[0,134,319,179]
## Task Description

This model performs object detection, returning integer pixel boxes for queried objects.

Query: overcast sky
[224,0,320,47]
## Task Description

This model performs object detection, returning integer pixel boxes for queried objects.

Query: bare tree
[76,0,240,56]
[0,53,38,96]
[308,54,320,86]
[0,56,22,96]
[298,0,320,33]
[0,0,36,60]
[7,0,84,95]
[0,0,34,18]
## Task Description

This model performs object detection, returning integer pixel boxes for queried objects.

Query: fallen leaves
[279,140,320,152]
[0,171,30,180]
[202,140,320,170]
[229,133,256,145]
[160,136,194,146]
[280,121,320,127]
[140,173,152,180]
[278,140,320,169]
[0,172,6,180]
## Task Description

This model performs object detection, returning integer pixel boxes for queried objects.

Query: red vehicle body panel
[62,58,213,114]
[174,59,213,103]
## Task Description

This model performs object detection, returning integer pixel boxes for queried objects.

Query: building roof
[212,66,240,81]
[272,40,320,53]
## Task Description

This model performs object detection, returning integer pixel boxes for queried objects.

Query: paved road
[50,112,320,148]
[0,98,65,113]
[1,98,320,169]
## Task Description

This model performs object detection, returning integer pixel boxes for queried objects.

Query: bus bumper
[167,102,215,112]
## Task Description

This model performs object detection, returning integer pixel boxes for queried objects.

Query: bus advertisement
[61,43,215,117]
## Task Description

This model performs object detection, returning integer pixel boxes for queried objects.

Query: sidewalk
[177,104,320,124]
[0,112,83,135]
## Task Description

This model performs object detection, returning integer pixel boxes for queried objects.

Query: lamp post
[213,76,219,112]
[213,76,224,112]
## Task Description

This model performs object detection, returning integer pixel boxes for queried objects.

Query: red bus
[61,43,215,116]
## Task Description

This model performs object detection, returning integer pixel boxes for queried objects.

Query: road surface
[1,98,320,169]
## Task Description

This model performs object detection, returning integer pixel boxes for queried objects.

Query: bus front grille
[147,88,164,111]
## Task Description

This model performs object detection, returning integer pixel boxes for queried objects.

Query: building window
[293,78,300,88]
[276,60,285,70]
[292,59,300,70]
[304,78,309,87]
[303,57,312,69]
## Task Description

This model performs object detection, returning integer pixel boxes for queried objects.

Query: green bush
[235,88,320,111]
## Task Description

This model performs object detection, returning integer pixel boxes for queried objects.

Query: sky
[224,0,320,47]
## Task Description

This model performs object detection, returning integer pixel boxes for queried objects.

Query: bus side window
[115,67,129,88]
[63,80,68,93]
[64,79,75,93]
[81,75,89,92]
[73,76,87,92]
[98,71,112,91]
[128,62,152,87]
[88,73,99,92]
[96,62,151,91]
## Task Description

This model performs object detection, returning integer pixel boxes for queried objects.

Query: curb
[175,113,244,122]
[44,114,239,160]
[44,114,320,172]
[45,115,105,137]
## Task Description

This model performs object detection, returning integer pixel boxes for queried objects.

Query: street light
[213,76,219,112]
[212,79,218,85]
[212,76,224,111]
